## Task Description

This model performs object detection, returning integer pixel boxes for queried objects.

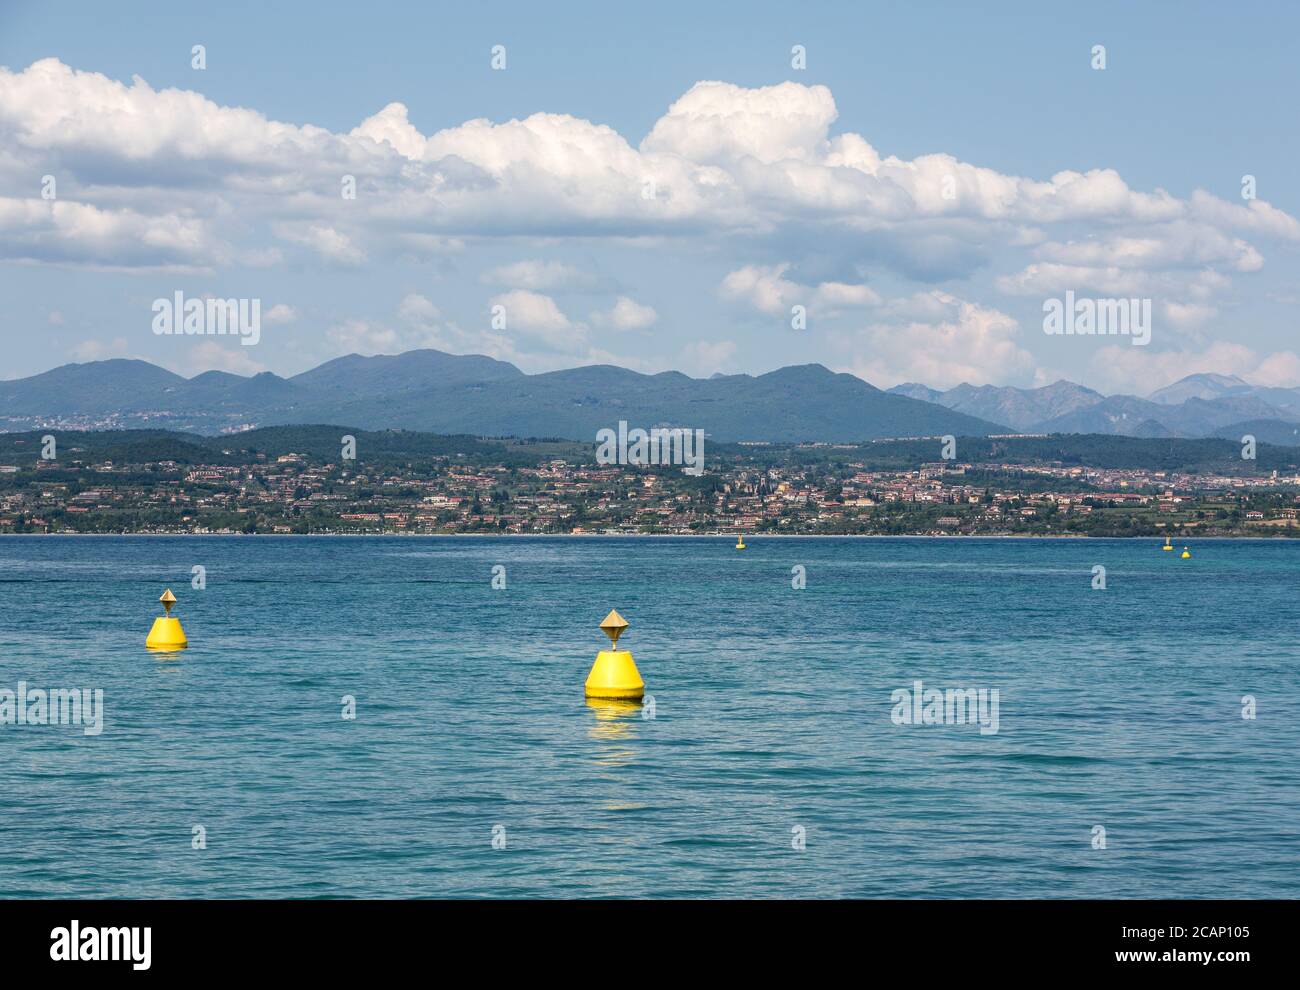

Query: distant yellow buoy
[736,535,746,549]
[146,588,188,650]
[1162,537,1173,551]
[584,609,644,700]
[1181,547,1191,559]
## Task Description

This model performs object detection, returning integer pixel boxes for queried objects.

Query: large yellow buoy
[584,609,644,700]
[1162,536,1173,551]
[736,534,746,549]
[1181,547,1191,559]
[146,588,188,650]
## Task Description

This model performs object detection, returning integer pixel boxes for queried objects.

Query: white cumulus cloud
[834,292,1034,390]
[591,296,657,330]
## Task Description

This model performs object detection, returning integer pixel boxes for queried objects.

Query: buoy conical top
[147,588,187,649]
[599,609,629,648]
[586,609,643,700]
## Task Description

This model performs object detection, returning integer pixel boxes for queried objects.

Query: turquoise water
[1,535,1297,899]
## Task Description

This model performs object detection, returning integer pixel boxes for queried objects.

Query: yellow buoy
[584,609,644,700]
[1181,547,1191,559]
[1162,537,1173,551]
[146,588,188,650]
[736,535,746,549]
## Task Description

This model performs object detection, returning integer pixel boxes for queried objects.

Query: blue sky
[2,0,1298,394]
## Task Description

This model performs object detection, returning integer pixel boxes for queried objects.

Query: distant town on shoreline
[1,425,1297,538]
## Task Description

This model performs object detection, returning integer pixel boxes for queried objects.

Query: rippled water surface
[1,536,1296,898]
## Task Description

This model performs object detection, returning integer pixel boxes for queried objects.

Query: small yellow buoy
[584,609,644,700]
[736,534,746,549]
[146,588,188,650]
[1181,547,1191,559]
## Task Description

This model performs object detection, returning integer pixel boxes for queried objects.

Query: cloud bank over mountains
[2,57,1298,391]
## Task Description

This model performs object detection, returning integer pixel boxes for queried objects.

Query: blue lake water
[1,535,1297,898]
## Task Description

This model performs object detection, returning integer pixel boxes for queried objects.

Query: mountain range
[0,352,1003,442]
[888,373,1300,446]
[3,351,1300,446]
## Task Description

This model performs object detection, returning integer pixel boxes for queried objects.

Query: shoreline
[1,532,1295,541]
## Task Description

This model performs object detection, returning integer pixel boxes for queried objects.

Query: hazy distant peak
[1147,372,1254,405]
